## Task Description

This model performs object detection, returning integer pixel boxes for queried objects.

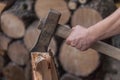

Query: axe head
[32,9,61,52]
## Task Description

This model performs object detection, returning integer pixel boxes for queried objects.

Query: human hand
[66,25,96,51]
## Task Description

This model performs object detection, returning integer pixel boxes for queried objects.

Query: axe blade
[32,9,61,52]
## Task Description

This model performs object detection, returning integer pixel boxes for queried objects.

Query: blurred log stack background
[0,0,120,80]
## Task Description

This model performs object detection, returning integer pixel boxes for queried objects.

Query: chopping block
[31,9,120,80]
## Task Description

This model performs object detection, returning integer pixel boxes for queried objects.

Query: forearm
[88,8,120,41]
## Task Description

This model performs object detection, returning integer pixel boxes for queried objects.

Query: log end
[59,42,100,77]
[1,13,25,39]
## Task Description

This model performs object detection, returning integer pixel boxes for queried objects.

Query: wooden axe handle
[56,24,120,61]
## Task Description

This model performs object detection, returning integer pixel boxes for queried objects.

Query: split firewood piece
[71,7,102,27]
[0,56,4,71]
[31,52,59,80]
[61,73,82,80]
[24,21,57,54]
[8,41,29,66]
[24,21,40,51]
[3,62,26,80]
[68,0,77,10]
[1,0,37,39]
[59,42,100,77]
[35,0,71,24]
[0,32,11,51]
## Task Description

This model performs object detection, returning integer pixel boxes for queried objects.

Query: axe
[32,9,120,61]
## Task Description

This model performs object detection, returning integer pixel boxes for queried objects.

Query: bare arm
[66,8,120,51]
[89,8,120,40]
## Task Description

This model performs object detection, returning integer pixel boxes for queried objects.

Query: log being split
[35,0,71,24]
[59,42,100,76]
[1,0,37,39]
[24,21,57,54]
[31,52,59,80]
[8,41,29,66]
[3,62,26,80]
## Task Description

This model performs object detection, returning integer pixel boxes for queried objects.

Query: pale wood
[31,52,59,80]
[78,0,87,4]
[1,0,36,39]
[1,12,25,38]
[59,42,100,76]
[68,0,77,10]
[24,21,57,54]
[71,7,102,27]
[3,62,26,80]
[61,73,82,80]
[35,0,71,24]
[24,21,40,51]
[55,24,120,61]
[8,41,29,65]
[0,32,11,50]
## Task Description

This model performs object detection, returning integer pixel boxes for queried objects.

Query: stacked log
[59,42,100,77]
[0,0,57,79]
[0,0,118,80]
[34,0,71,24]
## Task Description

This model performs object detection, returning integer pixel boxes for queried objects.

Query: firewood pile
[0,0,119,80]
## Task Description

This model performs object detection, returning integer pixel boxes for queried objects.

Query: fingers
[66,25,91,51]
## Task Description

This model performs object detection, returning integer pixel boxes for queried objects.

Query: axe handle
[56,24,120,61]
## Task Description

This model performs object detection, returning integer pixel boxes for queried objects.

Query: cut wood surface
[3,62,26,80]
[24,21,57,54]
[0,32,11,50]
[61,73,82,80]
[8,41,29,65]
[31,52,59,80]
[59,42,100,77]
[1,12,25,38]
[35,0,71,24]
[24,21,40,51]
[71,7,102,27]
[1,0,36,39]
[68,0,77,10]
[78,0,87,4]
